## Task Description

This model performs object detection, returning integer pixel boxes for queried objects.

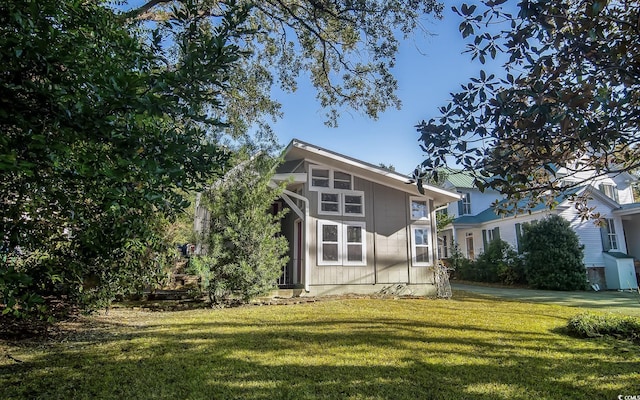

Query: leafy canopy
[125,0,444,130]
[416,0,640,214]
[0,0,240,317]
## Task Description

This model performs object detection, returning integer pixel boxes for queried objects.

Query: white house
[438,168,640,290]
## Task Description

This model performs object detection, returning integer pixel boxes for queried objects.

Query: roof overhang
[282,139,461,207]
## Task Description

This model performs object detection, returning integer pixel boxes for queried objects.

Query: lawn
[1,292,639,400]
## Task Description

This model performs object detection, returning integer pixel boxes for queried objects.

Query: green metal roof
[444,170,476,189]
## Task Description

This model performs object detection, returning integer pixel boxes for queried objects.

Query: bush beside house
[451,216,587,290]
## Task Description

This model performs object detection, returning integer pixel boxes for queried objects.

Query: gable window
[458,192,472,215]
[599,183,619,202]
[600,218,619,251]
[318,191,364,217]
[410,197,429,220]
[317,220,366,266]
[309,165,353,190]
[411,226,432,266]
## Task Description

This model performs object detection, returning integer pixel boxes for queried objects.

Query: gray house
[272,139,460,296]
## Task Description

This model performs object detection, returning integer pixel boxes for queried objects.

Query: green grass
[1,292,639,400]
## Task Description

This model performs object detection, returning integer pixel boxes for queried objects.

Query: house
[437,167,640,290]
[271,139,461,296]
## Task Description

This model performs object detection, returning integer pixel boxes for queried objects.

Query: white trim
[281,189,310,292]
[317,220,367,266]
[343,221,367,266]
[409,196,430,221]
[309,164,353,191]
[318,220,341,266]
[317,190,365,217]
[288,140,460,203]
[410,225,432,267]
[318,191,342,216]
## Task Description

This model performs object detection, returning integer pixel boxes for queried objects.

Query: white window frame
[309,165,353,191]
[460,192,472,215]
[410,196,430,221]
[343,221,366,266]
[410,225,433,267]
[318,220,341,265]
[318,190,365,217]
[317,220,367,266]
[318,191,342,216]
[600,184,619,202]
[605,218,619,250]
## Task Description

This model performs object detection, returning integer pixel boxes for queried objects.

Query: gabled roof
[443,170,476,189]
[281,139,461,207]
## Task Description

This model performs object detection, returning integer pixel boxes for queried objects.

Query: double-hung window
[318,221,366,265]
[410,225,432,266]
[601,218,619,251]
[318,191,364,217]
[458,192,472,215]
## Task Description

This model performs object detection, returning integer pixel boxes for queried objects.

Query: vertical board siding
[372,182,410,284]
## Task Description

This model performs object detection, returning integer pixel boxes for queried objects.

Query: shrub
[521,215,587,291]
[567,312,640,343]
[451,240,525,285]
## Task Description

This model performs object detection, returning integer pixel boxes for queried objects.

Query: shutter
[515,223,522,253]
[600,224,611,252]
[457,199,463,216]
[482,229,488,250]
[493,227,500,241]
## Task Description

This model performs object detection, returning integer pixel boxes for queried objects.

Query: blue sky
[271,5,490,175]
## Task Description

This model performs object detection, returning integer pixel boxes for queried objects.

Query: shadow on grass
[1,299,639,400]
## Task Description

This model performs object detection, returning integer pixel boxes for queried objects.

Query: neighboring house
[271,139,461,297]
[438,168,640,290]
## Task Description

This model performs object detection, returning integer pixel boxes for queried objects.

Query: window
[311,168,330,188]
[344,193,363,215]
[411,226,432,266]
[317,221,366,266]
[410,197,429,220]
[601,218,619,251]
[458,192,472,215]
[319,192,341,215]
[599,183,619,202]
[333,171,352,190]
[318,191,364,217]
[309,165,353,190]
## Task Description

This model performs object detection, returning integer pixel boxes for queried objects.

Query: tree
[416,0,640,216]
[126,0,444,129]
[521,216,587,291]
[189,152,289,304]
[2,0,444,320]
[0,0,239,318]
